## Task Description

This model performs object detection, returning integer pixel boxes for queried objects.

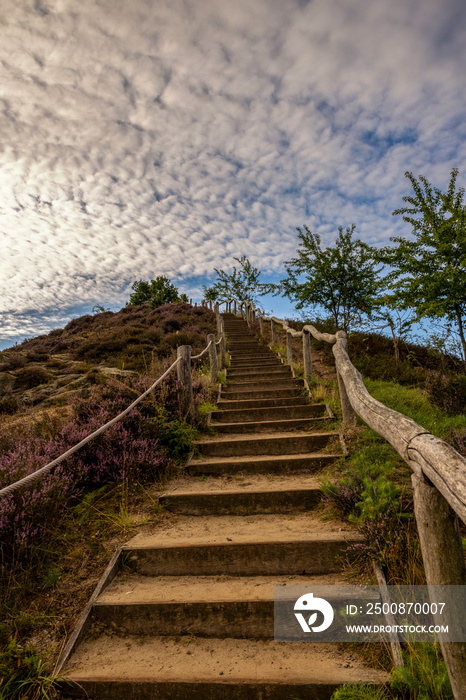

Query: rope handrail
[191,339,213,360]
[0,357,182,499]
[0,325,226,500]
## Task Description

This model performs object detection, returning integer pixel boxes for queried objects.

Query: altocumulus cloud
[1,0,466,344]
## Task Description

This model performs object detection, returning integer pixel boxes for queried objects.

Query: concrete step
[228,359,282,368]
[223,379,303,392]
[227,368,291,378]
[215,404,325,423]
[219,387,305,401]
[195,431,339,457]
[91,573,371,638]
[122,536,360,577]
[211,416,332,434]
[227,365,293,384]
[187,452,340,476]
[62,636,386,699]
[217,396,310,409]
[229,356,277,364]
[158,472,324,515]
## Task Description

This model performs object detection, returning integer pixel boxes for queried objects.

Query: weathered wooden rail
[219,297,466,700]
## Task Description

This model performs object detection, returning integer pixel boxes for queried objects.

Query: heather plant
[448,426,466,457]
[0,373,202,584]
[350,505,416,578]
[320,474,365,516]
[424,370,466,415]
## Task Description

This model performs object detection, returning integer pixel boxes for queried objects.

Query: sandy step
[227,369,292,380]
[229,356,281,363]
[195,431,339,457]
[227,366,284,373]
[210,416,333,434]
[62,636,386,700]
[159,483,322,514]
[229,349,275,356]
[217,396,311,409]
[219,387,305,401]
[214,403,326,423]
[227,374,295,384]
[228,341,264,347]
[98,572,347,604]
[187,452,340,476]
[122,538,359,576]
[122,510,360,576]
[91,574,376,639]
[223,380,304,393]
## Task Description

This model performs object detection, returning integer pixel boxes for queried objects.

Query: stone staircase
[61,314,386,699]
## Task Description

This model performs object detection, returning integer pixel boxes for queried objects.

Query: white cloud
[1,0,466,342]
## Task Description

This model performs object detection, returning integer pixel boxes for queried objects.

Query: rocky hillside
[0,302,216,414]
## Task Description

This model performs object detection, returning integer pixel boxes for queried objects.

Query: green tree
[281,224,382,332]
[127,276,187,309]
[203,255,273,304]
[380,168,466,366]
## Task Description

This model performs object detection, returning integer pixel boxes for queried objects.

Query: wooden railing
[220,297,466,699]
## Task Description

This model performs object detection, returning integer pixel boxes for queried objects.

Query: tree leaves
[203,256,274,304]
[381,168,466,364]
[127,277,187,309]
[282,224,382,331]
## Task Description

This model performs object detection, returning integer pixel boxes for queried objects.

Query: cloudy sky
[1,0,465,348]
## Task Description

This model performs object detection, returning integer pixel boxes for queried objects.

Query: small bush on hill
[14,366,51,390]
[424,370,466,414]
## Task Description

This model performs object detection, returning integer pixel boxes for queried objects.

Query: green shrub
[0,633,59,699]
[152,405,199,461]
[390,643,453,699]
[349,475,404,524]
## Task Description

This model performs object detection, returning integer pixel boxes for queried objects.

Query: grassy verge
[315,374,463,699]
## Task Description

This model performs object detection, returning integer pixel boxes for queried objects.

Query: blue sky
[1,0,466,349]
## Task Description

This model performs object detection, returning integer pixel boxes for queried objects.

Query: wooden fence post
[286,330,293,366]
[337,371,355,425]
[412,473,466,700]
[271,319,277,346]
[207,333,218,385]
[219,318,226,370]
[177,345,193,420]
[234,300,237,314]
[335,332,355,424]
[209,300,213,310]
[303,330,312,383]
[259,314,264,336]
[215,302,219,314]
